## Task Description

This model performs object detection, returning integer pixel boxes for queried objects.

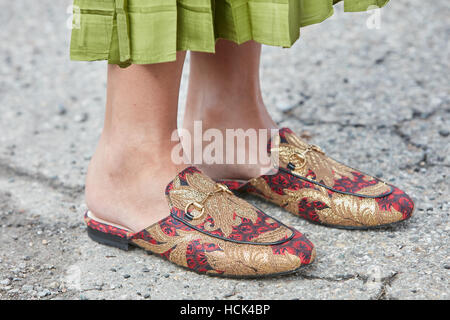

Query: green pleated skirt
[70,0,389,67]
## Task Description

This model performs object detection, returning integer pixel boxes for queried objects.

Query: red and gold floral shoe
[220,128,414,230]
[85,167,315,278]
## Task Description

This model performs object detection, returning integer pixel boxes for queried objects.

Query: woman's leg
[86,53,186,232]
[183,40,277,180]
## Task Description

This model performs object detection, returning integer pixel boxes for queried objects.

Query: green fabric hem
[70,0,390,67]
[71,50,178,67]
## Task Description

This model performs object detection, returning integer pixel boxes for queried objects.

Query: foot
[220,128,415,229]
[86,166,316,277]
[85,136,186,232]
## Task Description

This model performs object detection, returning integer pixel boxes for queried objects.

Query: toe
[271,229,316,266]
[376,186,415,222]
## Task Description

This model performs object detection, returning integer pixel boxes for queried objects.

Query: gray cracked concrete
[0,0,449,300]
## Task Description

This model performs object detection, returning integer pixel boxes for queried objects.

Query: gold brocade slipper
[85,167,316,278]
[220,128,415,230]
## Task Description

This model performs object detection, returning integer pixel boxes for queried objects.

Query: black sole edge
[309,214,412,230]
[87,227,311,279]
[87,226,129,251]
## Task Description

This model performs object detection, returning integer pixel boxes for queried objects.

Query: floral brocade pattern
[273,128,392,197]
[222,128,414,228]
[85,167,316,277]
[166,169,293,244]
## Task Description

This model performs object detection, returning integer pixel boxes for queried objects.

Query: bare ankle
[181,111,278,181]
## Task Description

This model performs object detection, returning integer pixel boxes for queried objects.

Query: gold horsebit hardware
[184,183,233,221]
[287,144,324,170]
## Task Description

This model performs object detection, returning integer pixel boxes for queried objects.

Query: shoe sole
[87,226,309,279]
[307,213,413,230]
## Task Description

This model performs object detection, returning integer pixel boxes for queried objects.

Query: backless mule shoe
[85,167,315,278]
[220,128,415,230]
